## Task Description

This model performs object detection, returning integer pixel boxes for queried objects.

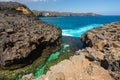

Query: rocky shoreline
[0,2,61,80]
[22,22,120,80]
[0,2,120,80]
[81,22,120,80]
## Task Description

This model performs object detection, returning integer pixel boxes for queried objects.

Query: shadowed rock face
[0,2,61,69]
[81,22,120,80]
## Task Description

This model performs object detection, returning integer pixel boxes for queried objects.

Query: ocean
[40,16,120,37]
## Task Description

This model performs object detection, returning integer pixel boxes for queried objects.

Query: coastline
[32,10,101,17]
[22,22,120,80]
[0,2,120,80]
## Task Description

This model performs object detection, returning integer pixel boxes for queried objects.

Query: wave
[62,24,103,37]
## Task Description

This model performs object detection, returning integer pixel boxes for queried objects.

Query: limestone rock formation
[81,22,120,80]
[21,53,112,80]
[0,2,61,70]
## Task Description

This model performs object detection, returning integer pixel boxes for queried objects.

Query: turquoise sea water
[40,16,120,37]
[34,44,70,78]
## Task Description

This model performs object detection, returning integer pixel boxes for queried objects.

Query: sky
[0,0,120,15]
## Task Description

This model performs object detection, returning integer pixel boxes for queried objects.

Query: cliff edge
[0,2,61,79]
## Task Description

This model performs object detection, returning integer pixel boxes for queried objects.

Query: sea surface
[40,16,120,37]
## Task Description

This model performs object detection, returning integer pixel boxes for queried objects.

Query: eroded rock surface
[21,53,112,80]
[81,22,120,80]
[0,2,61,69]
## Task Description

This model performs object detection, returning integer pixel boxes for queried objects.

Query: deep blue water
[40,16,120,37]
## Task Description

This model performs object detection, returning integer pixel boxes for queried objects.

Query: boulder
[21,73,34,80]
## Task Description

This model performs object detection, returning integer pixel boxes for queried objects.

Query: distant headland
[32,10,101,17]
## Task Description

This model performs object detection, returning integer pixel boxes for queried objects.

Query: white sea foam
[62,24,103,37]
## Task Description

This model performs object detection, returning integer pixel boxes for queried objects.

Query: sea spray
[62,24,103,37]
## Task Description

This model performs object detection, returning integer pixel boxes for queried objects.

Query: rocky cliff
[0,2,61,80]
[21,23,120,80]
[32,10,100,17]
[81,22,120,80]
